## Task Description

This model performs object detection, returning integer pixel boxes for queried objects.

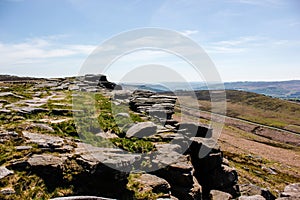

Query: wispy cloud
[180,30,199,37]
[228,0,285,6]
[205,36,265,54]
[0,36,96,66]
[205,35,300,55]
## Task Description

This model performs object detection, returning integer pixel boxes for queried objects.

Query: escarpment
[0,74,298,200]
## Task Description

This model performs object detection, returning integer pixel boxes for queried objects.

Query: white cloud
[180,30,199,37]
[205,36,265,54]
[0,36,96,66]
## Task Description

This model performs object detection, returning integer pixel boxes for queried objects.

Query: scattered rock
[126,122,157,138]
[240,184,275,200]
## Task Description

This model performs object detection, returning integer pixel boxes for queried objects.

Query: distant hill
[224,80,300,99]
[122,80,300,99]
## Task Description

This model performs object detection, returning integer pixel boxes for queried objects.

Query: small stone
[115,113,130,118]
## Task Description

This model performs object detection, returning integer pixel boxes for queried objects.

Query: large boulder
[126,122,157,138]
[188,137,239,198]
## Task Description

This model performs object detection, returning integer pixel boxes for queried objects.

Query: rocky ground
[0,74,299,200]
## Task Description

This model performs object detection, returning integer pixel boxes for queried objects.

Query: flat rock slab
[23,131,64,147]
[74,143,140,172]
[12,107,49,114]
[126,122,157,138]
[238,195,266,200]
[0,166,13,179]
[15,145,33,151]
[28,154,67,167]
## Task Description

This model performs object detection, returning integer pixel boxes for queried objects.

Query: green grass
[110,137,156,153]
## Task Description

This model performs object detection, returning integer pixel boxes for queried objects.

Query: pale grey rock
[15,145,33,151]
[239,195,266,200]
[0,92,24,99]
[27,154,67,168]
[126,122,157,138]
[131,173,171,197]
[281,183,300,198]
[210,190,233,200]
[0,187,15,195]
[115,112,130,118]
[0,166,13,179]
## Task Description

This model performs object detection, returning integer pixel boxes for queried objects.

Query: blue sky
[0,0,299,81]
